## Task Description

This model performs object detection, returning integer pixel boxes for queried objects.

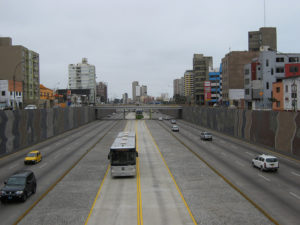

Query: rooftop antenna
[264,0,266,27]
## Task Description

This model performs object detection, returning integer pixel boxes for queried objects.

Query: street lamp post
[291,80,297,112]
[13,55,38,110]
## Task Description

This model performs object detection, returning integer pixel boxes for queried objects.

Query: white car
[171,125,179,132]
[200,132,212,141]
[158,117,163,121]
[171,119,176,124]
[24,105,37,110]
[252,154,279,172]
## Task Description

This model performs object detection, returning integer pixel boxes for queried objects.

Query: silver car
[171,125,179,132]
[200,132,212,141]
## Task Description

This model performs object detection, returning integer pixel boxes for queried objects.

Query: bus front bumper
[111,165,136,177]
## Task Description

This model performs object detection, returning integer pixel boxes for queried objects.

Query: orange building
[40,84,54,100]
[272,81,284,111]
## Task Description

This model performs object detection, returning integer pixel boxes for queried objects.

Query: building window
[266,59,269,67]
[276,87,280,93]
[266,82,269,89]
[245,89,249,95]
[276,57,284,62]
[276,101,280,107]
[276,67,284,73]
[271,68,274,75]
[1,91,5,96]
[245,69,249,75]
[245,79,250,85]
[289,57,299,62]
[286,85,288,92]
[290,66,299,73]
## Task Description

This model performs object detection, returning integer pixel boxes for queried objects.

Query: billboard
[204,81,211,101]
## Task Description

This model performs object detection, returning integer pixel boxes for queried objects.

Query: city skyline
[1,0,299,99]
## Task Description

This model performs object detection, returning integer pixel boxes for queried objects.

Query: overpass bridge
[95,105,183,119]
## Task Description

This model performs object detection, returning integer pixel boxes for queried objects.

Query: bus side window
[136,152,138,157]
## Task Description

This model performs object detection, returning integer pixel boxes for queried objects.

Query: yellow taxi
[24,150,42,165]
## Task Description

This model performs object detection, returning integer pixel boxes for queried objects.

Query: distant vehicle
[24,150,42,165]
[164,116,170,120]
[252,154,279,172]
[24,104,37,110]
[158,117,163,121]
[108,132,138,177]
[200,132,213,141]
[171,125,179,132]
[0,170,36,203]
[171,119,176,124]
[136,109,143,119]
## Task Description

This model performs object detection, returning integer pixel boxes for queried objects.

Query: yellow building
[40,84,54,100]
[184,70,194,97]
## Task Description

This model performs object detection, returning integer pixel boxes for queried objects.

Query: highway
[0,111,299,224]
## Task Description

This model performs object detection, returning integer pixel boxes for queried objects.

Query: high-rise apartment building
[173,77,184,97]
[221,51,259,105]
[184,70,194,97]
[193,54,213,104]
[122,93,128,104]
[248,27,277,52]
[140,85,147,97]
[132,81,139,102]
[96,82,108,103]
[68,58,96,104]
[0,37,40,108]
[208,65,222,105]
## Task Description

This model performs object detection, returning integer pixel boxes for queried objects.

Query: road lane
[139,120,196,225]
[159,119,300,225]
[0,120,121,225]
[148,120,273,225]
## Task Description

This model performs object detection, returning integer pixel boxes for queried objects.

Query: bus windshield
[111,150,136,166]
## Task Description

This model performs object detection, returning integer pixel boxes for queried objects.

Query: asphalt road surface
[0,112,299,224]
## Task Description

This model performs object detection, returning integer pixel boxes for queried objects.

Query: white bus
[108,131,138,177]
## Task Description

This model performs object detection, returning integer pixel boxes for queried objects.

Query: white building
[0,80,23,109]
[68,58,96,104]
[140,85,147,97]
[244,46,300,110]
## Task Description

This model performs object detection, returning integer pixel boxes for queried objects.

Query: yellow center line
[84,165,110,225]
[144,120,198,225]
[135,120,143,225]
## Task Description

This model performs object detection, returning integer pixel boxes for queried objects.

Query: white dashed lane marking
[39,163,47,169]
[258,174,271,182]
[291,172,300,177]
[289,192,300,200]
[9,164,18,170]
[246,152,254,156]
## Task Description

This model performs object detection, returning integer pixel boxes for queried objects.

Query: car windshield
[6,177,26,186]
[111,150,136,166]
[266,158,277,162]
[27,153,37,157]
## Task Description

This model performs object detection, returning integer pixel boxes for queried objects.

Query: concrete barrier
[181,106,300,158]
[0,107,95,156]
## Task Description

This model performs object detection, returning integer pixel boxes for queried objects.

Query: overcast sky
[1,0,299,99]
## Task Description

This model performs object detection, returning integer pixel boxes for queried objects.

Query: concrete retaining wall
[181,106,300,157]
[0,107,95,156]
